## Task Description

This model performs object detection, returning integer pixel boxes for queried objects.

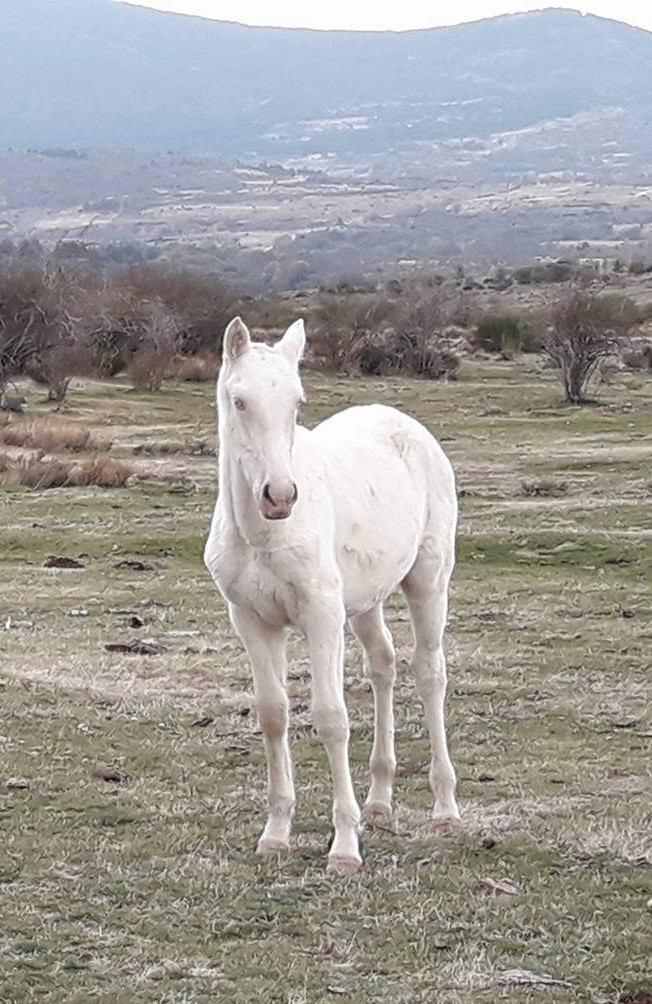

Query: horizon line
[114,3,651,36]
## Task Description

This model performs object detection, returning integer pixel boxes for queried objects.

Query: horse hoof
[327,855,363,877]
[431,813,461,833]
[257,837,290,857]
[362,801,393,822]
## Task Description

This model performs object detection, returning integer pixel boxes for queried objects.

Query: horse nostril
[291,482,298,504]
[262,483,273,504]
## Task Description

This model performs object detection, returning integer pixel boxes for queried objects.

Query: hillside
[2,1,652,156]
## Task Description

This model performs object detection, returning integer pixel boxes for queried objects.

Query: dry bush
[346,329,459,380]
[1,264,233,392]
[115,267,234,355]
[0,268,60,389]
[544,291,638,404]
[128,348,171,392]
[0,453,136,489]
[26,339,95,402]
[342,281,464,379]
[309,291,395,371]
[308,279,467,375]
[621,342,652,371]
[0,419,110,453]
[475,313,532,357]
[127,307,177,391]
[83,457,136,488]
[167,353,220,382]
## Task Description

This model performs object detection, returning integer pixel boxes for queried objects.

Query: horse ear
[277,319,306,366]
[223,317,251,363]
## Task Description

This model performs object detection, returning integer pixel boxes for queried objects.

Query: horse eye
[234,397,246,412]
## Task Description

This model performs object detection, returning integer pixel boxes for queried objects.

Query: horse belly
[335,488,423,617]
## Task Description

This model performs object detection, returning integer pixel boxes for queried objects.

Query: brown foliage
[0,269,62,388]
[543,291,637,403]
[1,264,233,393]
[347,330,459,380]
[115,267,234,354]
[622,342,652,371]
[167,352,220,382]
[27,340,95,402]
[309,278,466,376]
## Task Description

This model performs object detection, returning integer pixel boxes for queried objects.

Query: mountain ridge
[1,2,652,156]
[117,1,652,37]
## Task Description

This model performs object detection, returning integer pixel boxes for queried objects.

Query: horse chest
[209,542,301,626]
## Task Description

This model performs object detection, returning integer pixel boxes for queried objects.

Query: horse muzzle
[261,481,298,520]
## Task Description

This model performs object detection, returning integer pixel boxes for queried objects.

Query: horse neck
[218,411,282,548]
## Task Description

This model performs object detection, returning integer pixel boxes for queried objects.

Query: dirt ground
[0,357,650,1003]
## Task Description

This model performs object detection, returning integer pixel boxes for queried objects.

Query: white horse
[205,316,459,874]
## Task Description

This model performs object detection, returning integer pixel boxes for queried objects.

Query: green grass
[1,361,651,1002]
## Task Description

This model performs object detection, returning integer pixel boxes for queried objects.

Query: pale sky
[118,0,652,32]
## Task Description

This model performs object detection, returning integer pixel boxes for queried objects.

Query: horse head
[218,316,305,521]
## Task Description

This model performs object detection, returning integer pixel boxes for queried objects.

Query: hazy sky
[119,0,652,32]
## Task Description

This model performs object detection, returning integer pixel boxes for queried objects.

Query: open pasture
[0,358,651,1003]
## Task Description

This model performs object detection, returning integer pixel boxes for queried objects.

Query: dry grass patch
[133,437,214,456]
[168,353,221,383]
[0,418,111,453]
[0,453,137,489]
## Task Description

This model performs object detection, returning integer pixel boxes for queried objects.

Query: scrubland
[0,358,650,1003]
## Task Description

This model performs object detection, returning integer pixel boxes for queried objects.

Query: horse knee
[412,647,446,693]
[257,699,288,740]
[366,630,395,685]
[312,701,348,744]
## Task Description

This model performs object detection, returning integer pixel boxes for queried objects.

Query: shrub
[126,308,176,391]
[26,340,94,402]
[168,353,220,382]
[514,262,574,285]
[347,330,459,380]
[0,268,58,391]
[475,314,529,357]
[543,291,637,404]
[622,343,652,371]
[128,347,172,392]
[309,291,395,371]
[115,267,234,355]
[629,260,652,276]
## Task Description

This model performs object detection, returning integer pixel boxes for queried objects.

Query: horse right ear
[223,317,251,363]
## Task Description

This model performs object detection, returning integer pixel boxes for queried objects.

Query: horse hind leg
[350,604,396,821]
[402,545,460,829]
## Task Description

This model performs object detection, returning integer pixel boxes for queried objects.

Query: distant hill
[2,1,652,156]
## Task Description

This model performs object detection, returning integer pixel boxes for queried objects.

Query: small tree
[544,291,636,404]
[127,305,177,392]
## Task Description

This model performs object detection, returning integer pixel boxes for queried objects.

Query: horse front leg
[229,605,295,855]
[303,603,362,875]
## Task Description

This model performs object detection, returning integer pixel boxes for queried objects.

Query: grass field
[1,357,651,1003]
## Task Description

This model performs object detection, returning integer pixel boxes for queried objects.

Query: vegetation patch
[0,417,111,453]
[0,453,137,489]
[0,361,650,1002]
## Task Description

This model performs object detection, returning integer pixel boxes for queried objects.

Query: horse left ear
[277,319,306,366]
